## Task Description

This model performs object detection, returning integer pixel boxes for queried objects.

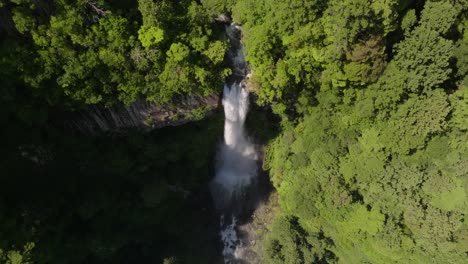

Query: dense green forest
[1,0,467,263]
[1,1,228,263]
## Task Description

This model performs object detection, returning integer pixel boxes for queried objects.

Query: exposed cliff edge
[64,14,244,135]
[66,93,220,134]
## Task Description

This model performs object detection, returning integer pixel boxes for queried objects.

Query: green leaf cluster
[263,1,468,263]
[2,0,229,106]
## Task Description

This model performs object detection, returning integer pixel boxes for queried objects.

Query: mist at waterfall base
[210,82,259,262]
[211,84,257,209]
[207,22,264,263]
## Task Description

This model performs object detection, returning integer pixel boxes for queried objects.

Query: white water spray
[210,23,259,263]
[211,83,258,208]
[211,82,258,263]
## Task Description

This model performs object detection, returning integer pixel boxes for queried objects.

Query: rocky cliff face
[67,93,220,134]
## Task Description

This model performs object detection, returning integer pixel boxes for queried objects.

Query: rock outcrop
[67,93,220,135]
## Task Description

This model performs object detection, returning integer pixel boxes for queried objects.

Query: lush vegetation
[1,1,229,262]
[1,108,224,263]
[1,0,467,263]
[2,0,229,107]
[227,0,467,263]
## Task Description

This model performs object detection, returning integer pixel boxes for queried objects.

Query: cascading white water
[211,82,258,263]
[211,83,257,207]
[210,23,258,263]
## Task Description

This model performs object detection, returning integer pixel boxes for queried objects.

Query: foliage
[263,216,335,264]
[2,0,229,106]
[1,0,468,263]
[455,15,468,87]
[264,1,468,263]
[229,0,399,111]
[0,108,224,263]
[0,243,34,264]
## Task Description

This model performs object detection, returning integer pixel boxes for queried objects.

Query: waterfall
[211,83,257,208]
[210,22,258,263]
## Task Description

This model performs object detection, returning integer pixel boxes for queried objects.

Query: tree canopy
[1,0,467,263]
[261,0,468,263]
[2,0,229,107]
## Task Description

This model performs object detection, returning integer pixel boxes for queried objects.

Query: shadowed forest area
[0,0,467,263]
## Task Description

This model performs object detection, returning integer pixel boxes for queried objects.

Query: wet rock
[216,14,231,24]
